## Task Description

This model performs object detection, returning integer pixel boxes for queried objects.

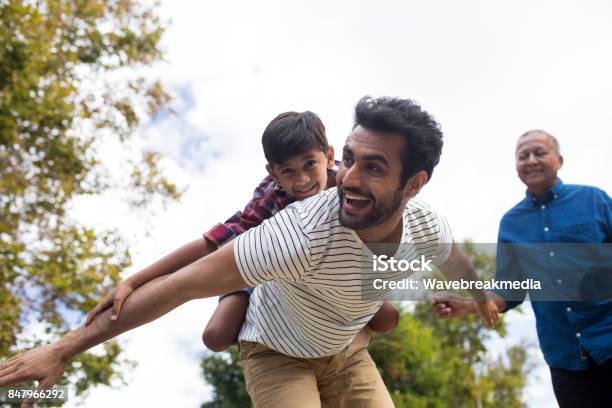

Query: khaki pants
[238,328,394,408]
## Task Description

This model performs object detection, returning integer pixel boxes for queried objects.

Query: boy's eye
[281,169,294,176]
[304,160,316,169]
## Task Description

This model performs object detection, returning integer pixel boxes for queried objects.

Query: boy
[86,111,400,350]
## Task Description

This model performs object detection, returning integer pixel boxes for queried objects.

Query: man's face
[336,126,407,230]
[515,132,562,193]
[267,148,334,200]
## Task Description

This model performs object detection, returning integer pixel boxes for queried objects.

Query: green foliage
[370,242,530,408]
[200,346,251,408]
[1,0,181,398]
[370,303,530,408]
[199,244,532,407]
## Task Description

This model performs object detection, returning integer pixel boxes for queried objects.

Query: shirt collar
[525,178,565,206]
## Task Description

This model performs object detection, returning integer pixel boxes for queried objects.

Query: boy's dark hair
[262,111,328,165]
[354,96,443,186]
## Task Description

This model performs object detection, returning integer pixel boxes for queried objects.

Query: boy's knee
[202,326,232,352]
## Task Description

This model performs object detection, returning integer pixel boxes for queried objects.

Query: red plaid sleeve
[204,175,292,247]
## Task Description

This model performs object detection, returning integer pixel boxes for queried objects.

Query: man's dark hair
[262,111,328,165]
[354,96,443,186]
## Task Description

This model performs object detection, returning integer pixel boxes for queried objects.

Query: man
[434,130,612,407]
[0,96,497,407]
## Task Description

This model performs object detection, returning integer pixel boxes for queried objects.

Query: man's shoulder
[404,198,451,234]
[405,198,442,219]
[284,187,341,230]
[565,183,609,200]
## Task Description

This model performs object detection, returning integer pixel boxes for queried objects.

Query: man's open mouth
[342,192,373,212]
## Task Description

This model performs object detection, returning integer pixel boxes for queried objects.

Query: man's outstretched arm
[0,240,246,392]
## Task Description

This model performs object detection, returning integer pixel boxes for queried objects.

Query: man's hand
[432,292,499,328]
[0,344,67,408]
[475,298,499,328]
[432,292,475,319]
[85,280,136,325]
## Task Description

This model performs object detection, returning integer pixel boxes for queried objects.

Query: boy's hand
[474,298,499,328]
[85,280,136,325]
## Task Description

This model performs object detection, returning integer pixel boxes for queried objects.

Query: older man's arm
[0,241,246,392]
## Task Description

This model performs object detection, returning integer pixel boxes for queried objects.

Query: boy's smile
[267,148,335,200]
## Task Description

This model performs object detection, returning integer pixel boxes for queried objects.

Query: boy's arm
[89,175,282,324]
[127,238,215,288]
[86,238,216,323]
[0,240,247,391]
[205,175,284,247]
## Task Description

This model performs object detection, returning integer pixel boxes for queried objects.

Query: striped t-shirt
[234,187,452,358]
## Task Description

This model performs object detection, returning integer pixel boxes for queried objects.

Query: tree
[369,242,532,407]
[199,242,533,407]
[200,346,251,408]
[1,0,180,397]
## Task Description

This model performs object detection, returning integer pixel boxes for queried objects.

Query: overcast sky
[64,1,611,406]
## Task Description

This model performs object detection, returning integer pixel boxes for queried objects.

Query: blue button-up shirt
[495,178,612,369]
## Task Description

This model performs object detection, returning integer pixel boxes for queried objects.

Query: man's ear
[558,154,564,169]
[402,170,428,200]
[266,163,278,181]
[326,146,335,168]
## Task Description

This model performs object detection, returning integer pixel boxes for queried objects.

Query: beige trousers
[238,328,394,408]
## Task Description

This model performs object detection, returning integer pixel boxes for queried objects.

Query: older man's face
[515,132,562,193]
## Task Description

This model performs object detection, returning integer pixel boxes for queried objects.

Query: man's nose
[340,165,362,188]
[527,152,538,164]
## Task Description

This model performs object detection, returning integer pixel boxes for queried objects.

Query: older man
[435,130,612,407]
[0,96,497,408]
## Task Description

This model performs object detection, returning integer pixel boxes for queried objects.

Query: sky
[62,0,611,406]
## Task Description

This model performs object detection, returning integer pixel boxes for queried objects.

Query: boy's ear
[266,163,278,181]
[402,170,428,200]
[326,146,335,168]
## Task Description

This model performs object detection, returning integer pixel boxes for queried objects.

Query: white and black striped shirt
[234,187,452,358]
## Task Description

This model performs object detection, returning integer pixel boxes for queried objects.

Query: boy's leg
[238,341,321,408]
[319,327,394,408]
[202,289,251,352]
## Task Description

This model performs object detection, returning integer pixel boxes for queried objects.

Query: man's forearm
[127,238,216,288]
[438,243,487,300]
[57,241,246,361]
[58,273,189,361]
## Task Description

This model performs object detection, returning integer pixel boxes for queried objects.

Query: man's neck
[528,177,557,201]
[355,207,405,244]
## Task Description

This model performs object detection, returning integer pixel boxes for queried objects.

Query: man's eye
[342,156,353,166]
[367,164,382,173]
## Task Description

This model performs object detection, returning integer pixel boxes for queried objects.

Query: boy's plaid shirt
[204,164,338,247]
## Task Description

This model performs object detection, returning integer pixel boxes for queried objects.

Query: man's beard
[339,187,404,230]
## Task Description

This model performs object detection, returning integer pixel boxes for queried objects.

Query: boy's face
[267,147,335,200]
